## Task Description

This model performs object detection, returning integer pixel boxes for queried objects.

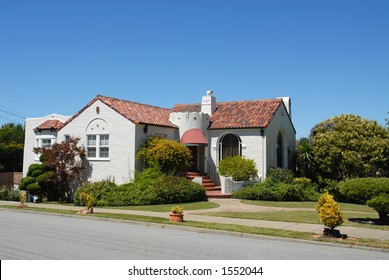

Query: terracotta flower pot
[169,213,184,222]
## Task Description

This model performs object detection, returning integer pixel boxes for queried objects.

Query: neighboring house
[23,91,296,193]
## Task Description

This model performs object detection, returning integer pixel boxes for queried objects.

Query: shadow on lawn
[348,217,389,226]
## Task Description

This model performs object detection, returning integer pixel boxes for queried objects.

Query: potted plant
[78,192,95,215]
[17,191,27,208]
[169,206,184,222]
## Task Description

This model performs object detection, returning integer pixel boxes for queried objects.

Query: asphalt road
[1,210,388,260]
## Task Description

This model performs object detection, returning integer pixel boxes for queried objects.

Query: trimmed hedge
[339,178,389,204]
[367,194,389,220]
[232,181,319,202]
[74,173,207,207]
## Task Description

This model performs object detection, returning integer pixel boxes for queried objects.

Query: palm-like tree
[296,137,315,178]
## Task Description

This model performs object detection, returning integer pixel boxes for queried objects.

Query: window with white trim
[87,134,109,159]
[36,138,54,148]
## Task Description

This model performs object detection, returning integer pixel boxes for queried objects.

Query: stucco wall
[208,128,265,185]
[265,103,296,172]
[23,114,71,177]
[58,100,136,184]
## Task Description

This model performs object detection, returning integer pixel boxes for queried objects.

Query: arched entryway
[219,133,242,161]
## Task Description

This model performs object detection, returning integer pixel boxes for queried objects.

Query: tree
[136,137,192,174]
[34,137,86,201]
[296,137,315,179]
[311,114,389,180]
[0,123,24,172]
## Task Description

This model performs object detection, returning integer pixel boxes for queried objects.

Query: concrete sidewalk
[1,199,389,241]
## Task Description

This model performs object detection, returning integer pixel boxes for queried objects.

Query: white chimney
[201,90,216,116]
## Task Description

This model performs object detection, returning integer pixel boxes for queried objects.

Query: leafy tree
[136,137,192,174]
[34,137,86,201]
[311,114,389,180]
[0,123,24,172]
[296,137,315,179]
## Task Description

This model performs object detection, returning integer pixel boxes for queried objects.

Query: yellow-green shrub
[316,192,344,230]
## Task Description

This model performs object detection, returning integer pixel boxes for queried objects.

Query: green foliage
[0,187,20,201]
[27,182,41,195]
[0,123,24,172]
[232,180,319,202]
[74,171,207,207]
[218,156,258,181]
[296,137,315,178]
[339,178,389,204]
[19,176,36,191]
[21,163,56,200]
[136,137,192,174]
[316,192,344,230]
[311,114,389,180]
[266,168,294,184]
[367,194,389,220]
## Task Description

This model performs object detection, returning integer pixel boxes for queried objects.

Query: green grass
[241,200,375,212]
[41,201,219,212]
[2,205,389,250]
[110,201,220,212]
[199,210,388,230]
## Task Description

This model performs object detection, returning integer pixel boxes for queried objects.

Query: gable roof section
[35,120,65,132]
[173,99,283,129]
[61,95,177,129]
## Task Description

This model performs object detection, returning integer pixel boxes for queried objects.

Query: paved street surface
[1,211,388,260]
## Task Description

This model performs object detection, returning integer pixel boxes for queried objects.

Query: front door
[188,146,198,172]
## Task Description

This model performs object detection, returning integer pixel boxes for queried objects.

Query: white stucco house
[23,91,296,195]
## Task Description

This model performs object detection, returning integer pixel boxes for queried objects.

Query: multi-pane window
[87,134,109,159]
[42,139,52,148]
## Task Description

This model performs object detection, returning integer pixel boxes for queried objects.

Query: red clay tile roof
[35,120,65,132]
[61,95,176,129]
[173,99,283,129]
[61,95,285,131]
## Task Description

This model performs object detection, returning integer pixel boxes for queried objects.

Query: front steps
[185,172,232,199]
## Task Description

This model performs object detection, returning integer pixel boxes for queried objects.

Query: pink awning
[181,128,208,145]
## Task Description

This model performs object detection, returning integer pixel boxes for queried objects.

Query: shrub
[151,176,207,204]
[0,187,19,201]
[74,181,118,206]
[339,178,389,204]
[218,156,258,181]
[74,172,207,207]
[316,192,344,230]
[367,194,389,221]
[27,183,41,196]
[137,137,193,174]
[19,176,36,191]
[266,168,294,184]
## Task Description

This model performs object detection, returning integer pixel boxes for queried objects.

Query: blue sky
[1,0,388,138]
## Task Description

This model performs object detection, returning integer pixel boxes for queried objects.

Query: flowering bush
[316,192,344,230]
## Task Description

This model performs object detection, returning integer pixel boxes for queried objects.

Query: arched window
[277,132,283,168]
[219,133,242,161]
